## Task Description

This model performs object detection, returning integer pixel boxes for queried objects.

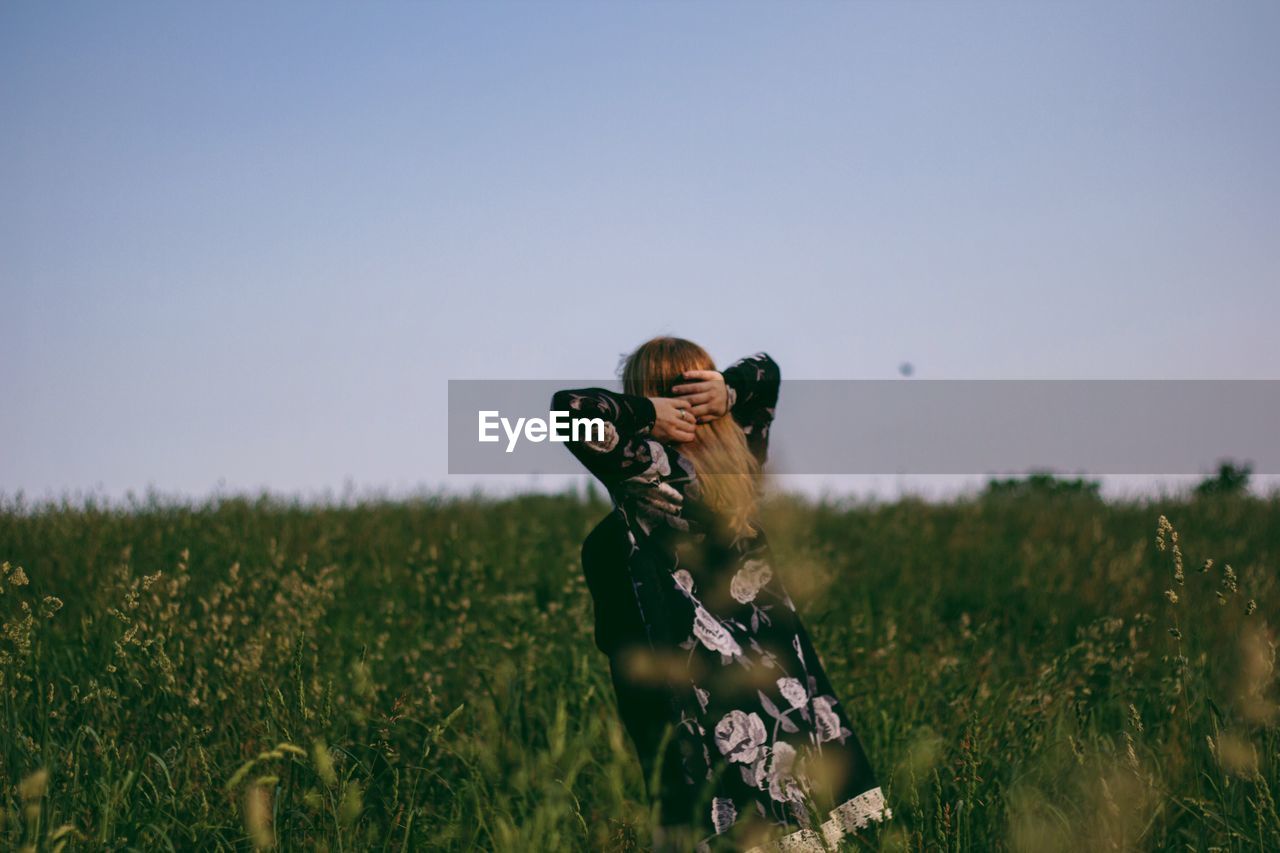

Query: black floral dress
[554,354,889,852]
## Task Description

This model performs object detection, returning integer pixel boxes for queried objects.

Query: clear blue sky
[3,1,1278,501]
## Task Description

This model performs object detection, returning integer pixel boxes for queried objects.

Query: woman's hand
[672,370,729,423]
[649,396,698,443]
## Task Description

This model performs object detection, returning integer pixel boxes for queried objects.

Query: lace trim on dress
[744,787,891,853]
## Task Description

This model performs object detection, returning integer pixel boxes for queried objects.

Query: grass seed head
[17,768,48,801]
[243,784,274,850]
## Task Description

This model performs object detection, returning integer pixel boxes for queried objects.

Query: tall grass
[1,491,1276,850]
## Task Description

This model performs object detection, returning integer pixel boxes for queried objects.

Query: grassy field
[1,488,1277,851]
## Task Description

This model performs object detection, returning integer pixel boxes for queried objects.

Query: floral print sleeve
[721,352,780,465]
[550,387,659,487]
[552,386,697,534]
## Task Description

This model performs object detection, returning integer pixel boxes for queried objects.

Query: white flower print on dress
[624,442,687,532]
[695,685,710,713]
[812,695,852,744]
[583,421,620,453]
[711,797,738,834]
[692,606,743,659]
[672,569,695,596]
[766,741,806,804]
[642,440,672,478]
[714,710,768,764]
[730,558,773,604]
[777,677,808,709]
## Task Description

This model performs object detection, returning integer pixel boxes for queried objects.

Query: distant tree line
[983,461,1253,499]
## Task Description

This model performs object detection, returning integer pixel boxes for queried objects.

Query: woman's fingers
[672,371,729,428]
[650,396,698,442]
[671,381,713,396]
[664,422,696,441]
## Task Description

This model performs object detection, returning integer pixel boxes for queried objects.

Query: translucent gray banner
[447,380,1280,475]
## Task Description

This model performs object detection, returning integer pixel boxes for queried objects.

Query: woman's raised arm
[721,352,780,464]
[550,387,695,487]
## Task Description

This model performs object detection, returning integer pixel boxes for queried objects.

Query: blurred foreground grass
[1,490,1277,851]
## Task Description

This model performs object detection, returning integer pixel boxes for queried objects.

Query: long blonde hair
[622,337,759,534]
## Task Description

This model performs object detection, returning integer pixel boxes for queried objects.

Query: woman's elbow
[758,352,781,382]
[551,389,573,413]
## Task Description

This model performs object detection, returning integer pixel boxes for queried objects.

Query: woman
[554,338,888,852]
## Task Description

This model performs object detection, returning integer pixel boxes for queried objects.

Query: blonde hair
[622,337,759,534]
